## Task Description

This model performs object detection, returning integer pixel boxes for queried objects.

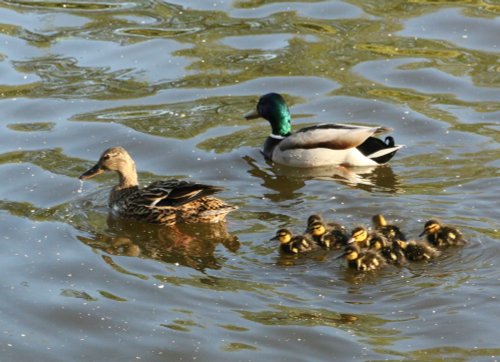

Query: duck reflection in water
[78,215,239,272]
[243,155,402,200]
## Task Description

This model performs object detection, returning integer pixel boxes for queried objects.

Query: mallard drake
[307,220,348,250]
[79,147,237,225]
[244,93,403,167]
[419,219,467,247]
[271,228,316,254]
[395,239,440,261]
[372,214,406,242]
[341,244,385,271]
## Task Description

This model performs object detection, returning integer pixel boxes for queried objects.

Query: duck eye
[103,154,111,160]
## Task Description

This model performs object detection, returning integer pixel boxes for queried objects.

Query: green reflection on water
[7,122,55,132]
[373,346,500,362]
[218,324,250,332]
[0,22,52,47]
[401,148,499,196]
[0,199,63,221]
[197,125,265,153]
[234,0,323,9]
[60,288,98,301]
[238,304,409,348]
[98,289,127,302]
[100,255,148,280]
[0,148,87,177]
[221,342,258,352]
[154,274,305,301]
[356,42,461,59]
[1,0,497,131]
[118,27,200,38]
[72,96,253,139]
[352,0,500,18]
[13,56,152,100]
[161,319,204,333]
[4,1,129,11]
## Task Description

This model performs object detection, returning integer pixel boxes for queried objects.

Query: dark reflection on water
[77,216,239,272]
[243,155,403,202]
[1,0,499,361]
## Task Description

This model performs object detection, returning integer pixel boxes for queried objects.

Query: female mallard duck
[271,229,316,254]
[307,220,348,250]
[244,93,403,167]
[394,239,440,261]
[79,147,237,225]
[419,219,467,247]
[341,244,385,271]
[372,214,406,242]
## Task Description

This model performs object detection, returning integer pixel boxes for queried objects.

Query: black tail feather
[357,137,399,164]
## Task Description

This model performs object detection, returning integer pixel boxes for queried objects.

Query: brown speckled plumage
[371,214,407,242]
[419,219,467,247]
[79,147,237,225]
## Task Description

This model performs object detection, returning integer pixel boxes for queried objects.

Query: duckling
[244,93,403,167]
[372,214,407,242]
[306,213,346,231]
[271,229,316,255]
[307,214,323,226]
[360,250,386,271]
[395,239,440,261]
[347,226,385,249]
[307,220,348,250]
[79,147,236,225]
[341,244,385,271]
[369,235,406,266]
[341,244,364,270]
[419,219,467,247]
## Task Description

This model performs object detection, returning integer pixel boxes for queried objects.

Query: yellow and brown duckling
[419,219,467,247]
[372,214,406,242]
[306,214,323,226]
[369,235,406,266]
[79,147,237,225]
[359,249,386,271]
[308,220,349,249]
[394,239,440,261]
[306,214,346,232]
[272,229,316,255]
[347,226,384,249]
[306,215,348,250]
[341,244,385,271]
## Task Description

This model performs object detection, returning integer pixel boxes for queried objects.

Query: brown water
[1,0,499,360]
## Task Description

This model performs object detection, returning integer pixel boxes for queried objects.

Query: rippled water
[1,0,499,360]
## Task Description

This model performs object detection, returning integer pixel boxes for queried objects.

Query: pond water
[1,0,499,360]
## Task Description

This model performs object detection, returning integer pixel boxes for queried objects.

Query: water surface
[1,0,499,360]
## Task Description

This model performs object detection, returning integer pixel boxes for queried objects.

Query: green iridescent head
[244,93,292,136]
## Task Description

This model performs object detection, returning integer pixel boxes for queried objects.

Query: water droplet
[77,180,84,193]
